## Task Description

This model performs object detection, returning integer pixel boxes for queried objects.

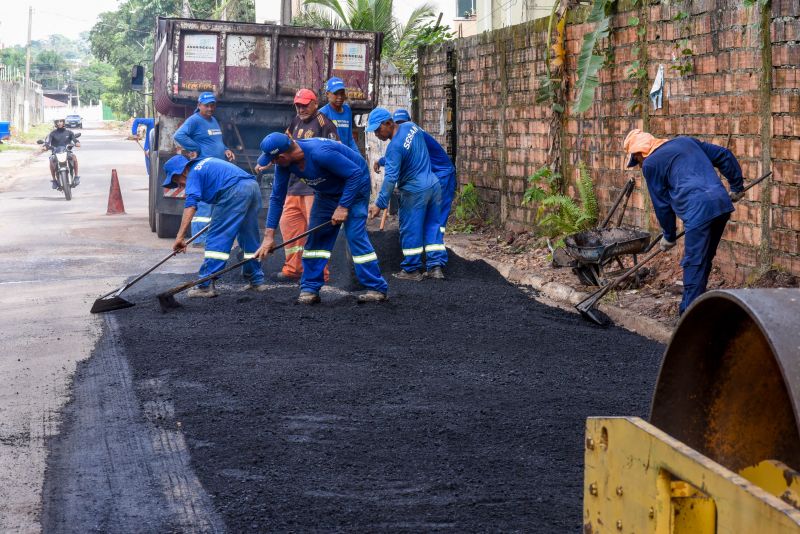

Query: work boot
[296,291,321,305]
[276,272,301,282]
[71,175,80,187]
[392,269,424,282]
[356,290,388,303]
[187,285,218,298]
[245,282,270,292]
[51,179,58,190]
[425,266,445,280]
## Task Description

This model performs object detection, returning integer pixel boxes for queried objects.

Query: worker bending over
[164,155,266,298]
[373,108,456,278]
[366,107,445,281]
[255,133,388,304]
[623,129,744,315]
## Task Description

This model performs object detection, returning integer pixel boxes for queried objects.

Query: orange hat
[294,88,317,105]
[623,129,668,167]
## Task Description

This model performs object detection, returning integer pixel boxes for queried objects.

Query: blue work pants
[431,171,456,266]
[191,202,213,245]
[398,183,446,272]
[301,192,388,295]
[679,212,730,315]
[198,180,264,287]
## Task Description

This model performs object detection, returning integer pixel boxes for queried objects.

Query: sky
[0,1,122,48]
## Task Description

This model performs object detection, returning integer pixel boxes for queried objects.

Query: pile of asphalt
[47,230,664,532]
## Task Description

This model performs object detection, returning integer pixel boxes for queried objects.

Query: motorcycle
[37,133,81,201]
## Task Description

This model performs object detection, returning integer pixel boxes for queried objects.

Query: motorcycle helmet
[54,118,65,128]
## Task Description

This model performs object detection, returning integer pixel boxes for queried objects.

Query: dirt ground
[448,227,799,328]
[43,231,663,532]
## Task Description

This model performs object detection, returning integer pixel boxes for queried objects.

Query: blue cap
[325,77,346,93]
[162,155,190,188]
[392,109,410,123]
[198,92,216,104]
[260,132,292,160]
[366,107,391,133]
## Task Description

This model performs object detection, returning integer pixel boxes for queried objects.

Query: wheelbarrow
[564,227,651,286]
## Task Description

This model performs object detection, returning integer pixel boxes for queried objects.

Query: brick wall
[417,1,800,281]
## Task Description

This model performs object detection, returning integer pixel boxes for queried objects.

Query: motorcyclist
[43,118,80,189]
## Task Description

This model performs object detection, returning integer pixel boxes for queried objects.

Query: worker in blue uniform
[254,133,388,304]
[366,107,445,281]
[174,92,235,246]
[624,128,744,316]
[131,117,154,175]
[163,154,265,298]
[319,77,360,153]
[373,108,456,277]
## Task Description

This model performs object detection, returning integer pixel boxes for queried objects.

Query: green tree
[33,50,68,90]
[0,47,27,72]
[73,61,117,104]
[293,0,452,80]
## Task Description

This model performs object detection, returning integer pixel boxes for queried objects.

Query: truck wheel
[155,212,181,238]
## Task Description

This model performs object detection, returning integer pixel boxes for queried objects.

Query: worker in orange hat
[623,128,745,316]
[257,88,340,281]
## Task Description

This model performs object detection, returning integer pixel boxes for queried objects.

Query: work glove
[659,236,676,252]
[729,190,745,202]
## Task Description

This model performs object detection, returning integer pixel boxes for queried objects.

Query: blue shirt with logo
[375,122,438,209]
[265,138,371,229]
[642,136,744,241]
[319,103,359,153]
[378,129,454,179]
[174,112,227,160]
[184,157,255,209]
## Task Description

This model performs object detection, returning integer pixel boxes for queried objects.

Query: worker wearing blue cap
[174,92,236,245]
[365,107,445,280]
[254,133,388,304]
[372,108,457,277]
[163,154,265,298]
[319,77,360,153]
[131,117,154,175]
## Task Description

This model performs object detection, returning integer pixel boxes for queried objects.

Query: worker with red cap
[623,128,744,315]
[256,88,339,282]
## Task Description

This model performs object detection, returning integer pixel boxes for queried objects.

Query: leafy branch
[572,0,613,114]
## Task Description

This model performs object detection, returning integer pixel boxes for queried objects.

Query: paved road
[0,125,200,533]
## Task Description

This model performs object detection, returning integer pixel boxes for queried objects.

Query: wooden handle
[379,209,388,231]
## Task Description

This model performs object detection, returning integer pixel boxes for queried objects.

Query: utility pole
[23,6,32,132]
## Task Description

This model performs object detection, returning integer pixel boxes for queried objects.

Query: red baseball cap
[294,88,317,105]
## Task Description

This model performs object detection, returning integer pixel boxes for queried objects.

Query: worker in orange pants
[279,194,329,281]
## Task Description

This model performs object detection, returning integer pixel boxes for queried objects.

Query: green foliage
[293,0,451,80]
[571,0,612,114]
[523,164,598,239]
[743,0,768,5]
[450,182,483,233]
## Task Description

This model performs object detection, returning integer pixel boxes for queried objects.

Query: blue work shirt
[184,157,255,209]
[378,129,455,179]
[375,122,438,210]
[174,112,228,160]
[319,103,359,153]
[131,117,155,151]
[642,136,744,241]
[263,138,371,229]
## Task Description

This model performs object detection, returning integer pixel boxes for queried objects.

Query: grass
[15,123,52,144]
[0,143,31,152]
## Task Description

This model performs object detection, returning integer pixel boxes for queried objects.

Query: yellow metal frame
[584,417,800,533]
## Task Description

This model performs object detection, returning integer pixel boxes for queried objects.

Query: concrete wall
[0,80,44,132]
[417,0,800,281]
[43,104,103,123]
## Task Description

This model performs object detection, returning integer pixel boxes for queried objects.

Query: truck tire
[156,212,181,238]
[148,135,158,232]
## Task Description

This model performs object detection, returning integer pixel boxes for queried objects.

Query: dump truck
[148,17,382,237]
[584,288,800,532]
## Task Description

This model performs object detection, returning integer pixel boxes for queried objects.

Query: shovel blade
[575,301,610,327]
[90,296,135,314]
[157,293,182,313]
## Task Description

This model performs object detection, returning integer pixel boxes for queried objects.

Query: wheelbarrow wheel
[573,264,602,286]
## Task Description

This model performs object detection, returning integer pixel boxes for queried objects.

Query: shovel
[157,220,333,312]
[576,171,772,326]
[90,224,211,314]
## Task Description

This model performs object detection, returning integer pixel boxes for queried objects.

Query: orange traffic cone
[106,169,126,215]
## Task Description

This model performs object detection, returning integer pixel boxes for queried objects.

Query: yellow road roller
[584,288,800,533]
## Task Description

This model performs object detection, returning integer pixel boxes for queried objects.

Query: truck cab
[149,17,382,237]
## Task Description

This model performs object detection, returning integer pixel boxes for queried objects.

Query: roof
[43,96,67,107]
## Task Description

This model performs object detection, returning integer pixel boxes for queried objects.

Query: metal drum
[651,288,800,473]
